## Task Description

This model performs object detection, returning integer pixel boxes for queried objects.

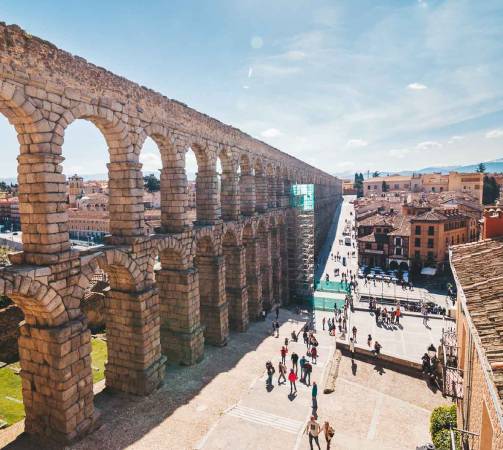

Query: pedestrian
[281,345,288,364]
[291,330,298,342]
[304,416,321,450]
[374,341,382,358]
[342,316,347,332]
[395,307,401,325]
[284,337,289,348]
[303,330,309,345]
[275,320,280,337]
[300,355,307,381]
[291,351,299,374]
[323,421,335,449]
[375,306,381,325]
[266,361,275,387]
[367,334,372,348]
[278,361,286,384]
[311,345,318,364]
[288,368,298,394]
[304,361,312,385]
[322,316,326,330]
[312,381,318,410]
[352,325,357,342]
[349,337,355,360]
[275,307,279,320]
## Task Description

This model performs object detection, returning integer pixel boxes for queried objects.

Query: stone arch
[242,222,262,319]
[58,102,145,241]
[254,158,268,212]
[0,269,94,442]
[0,273,68,327]
[239,153,256,216]
[218,145,240,220]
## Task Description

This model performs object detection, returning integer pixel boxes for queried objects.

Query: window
[415,238,421,247]
[427,238,434,248]
[395,237,402,246]
[365,243,371,249]
[457,235,460,244]
[428,226,434,236]
[367,185,371,190]
[395,247,402,256]
[374,185,377,190]
[415,250,420,259]
[415,225,421,235]
[394,184,399,189]
[427,251,434,260]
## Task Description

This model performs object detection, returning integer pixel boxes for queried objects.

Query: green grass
[0,363,24,425]
[91,337,107,383]
[0,337,108,426]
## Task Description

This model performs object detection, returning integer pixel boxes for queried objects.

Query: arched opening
[223,229,248,331]
[399,261,409,271]
[195,235,228,345]
[266,163,277,209]
[389,260,399,270]
[242,224,262,319]
[257,220,272,310]
[278,218,290,304]
[62,119,110,247]
[156,243,204,365]
[0,113,19,234]
[239,154,255,216]
[218,148,239,221]
[254,159,268,213]
[139,136,163,235]
[270,219,281,306]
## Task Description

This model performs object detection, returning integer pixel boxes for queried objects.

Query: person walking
[300,355,307,381]
[284,337,289,348]
[275,320,280,337]
[395,307,401,325]
[303,330,309,346]
[311,381,318,410]
[288,368,298,394]
[349,337,355,360]
[304,361,313,385]
[291,351,299,374]
[304,416,321,450]
[367,333,372,348]
[322,317,326,331]
[310,345,318,364]
[352,325,357,342]
[323,421,335,449]
[281,346,288,365]
[278,361,287,384]
[275,307,279,320]
[265,361,275,387]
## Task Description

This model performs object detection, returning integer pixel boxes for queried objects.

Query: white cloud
[417,0,428,7]
[407,82,428,90]
[248,67,253,78]
[242,85,250,90]
[261,128,282,138]
[486,129,503,139]
[140,152,162,171]
[388,148,410,158]
[346,139,368,148]
[447,135,464,144]
[284,50,306,61]
[416,141,442,150]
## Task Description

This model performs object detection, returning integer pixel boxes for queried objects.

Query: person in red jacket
[288,368,298,394]
[310,345,318,364]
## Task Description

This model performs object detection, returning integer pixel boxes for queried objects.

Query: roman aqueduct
[0,23,342,442]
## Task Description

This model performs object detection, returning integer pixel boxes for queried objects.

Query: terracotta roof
[388,215,411,236]
[451,238,503,406]
[363,175,413,183]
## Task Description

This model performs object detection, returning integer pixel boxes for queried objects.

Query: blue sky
[1,0,503,179]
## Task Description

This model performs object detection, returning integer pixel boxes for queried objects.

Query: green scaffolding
[290,184,314,211]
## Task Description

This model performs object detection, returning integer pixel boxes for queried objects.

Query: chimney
[482,207,503,239]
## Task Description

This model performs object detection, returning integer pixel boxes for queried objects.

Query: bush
[430,404,459,450]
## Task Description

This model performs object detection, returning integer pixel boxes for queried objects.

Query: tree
[143,174,160,193]
[372,171,380,178]
[483,175,499,205]
[382,180,389,192]
[476,162,486,173]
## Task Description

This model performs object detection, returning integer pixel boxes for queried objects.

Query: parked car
[357,268,365,278]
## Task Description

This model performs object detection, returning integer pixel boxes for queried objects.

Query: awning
[421,267,437,276]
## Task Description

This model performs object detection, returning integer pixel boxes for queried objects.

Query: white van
[344,237,351,246]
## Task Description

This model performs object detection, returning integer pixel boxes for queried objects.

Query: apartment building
[450,237,503,450]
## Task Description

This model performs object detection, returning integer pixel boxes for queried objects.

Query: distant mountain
[333,157,503,179]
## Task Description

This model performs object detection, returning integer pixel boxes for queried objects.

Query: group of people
[265,311,337,449]
[372,304,401,326]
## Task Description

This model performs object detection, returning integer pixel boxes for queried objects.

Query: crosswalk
[226,404,304,434]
